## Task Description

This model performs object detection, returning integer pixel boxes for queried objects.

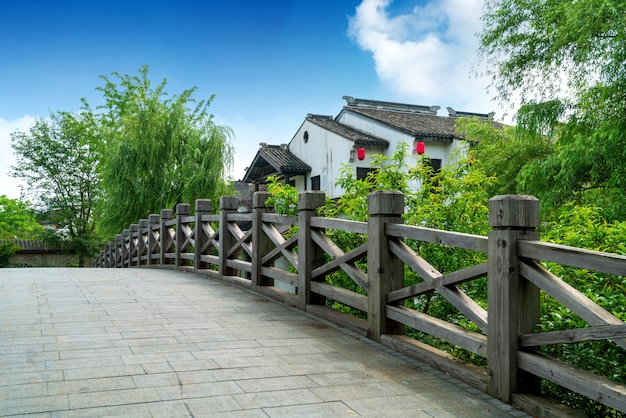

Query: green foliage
[0,242,21,267]
[97,65,234,236]
[479,0,626,105]
[479,0,626,221]
[459,117,554,199]
[264,175,299,216]
[322,142,494,362]
[536,204,626,416]
[10,109,100,265]
[0,196,44,239]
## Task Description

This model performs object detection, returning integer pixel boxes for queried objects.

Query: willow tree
[97,65,234,236]
[479,0,626,220]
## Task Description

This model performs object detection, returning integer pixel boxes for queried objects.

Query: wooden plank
[386,223,488,252]
[261,234,298,265]
[180,215,195,224]
[199,214,219,222]
[305,304,368,337]
[310,243,367,279]
[261,213,297,225]
[256,285,299,307]
[387,262,488,303]
[311,230,368,291]
[179,253,194,261]
[510,393,586,418]
[221,274,251,289]
[226,258,252,273]
[226,224,253,258]
[226,213,253,222]
[518,240,626,277]
[310,217,368,234]
[262,223,299,269]
[261,266,298,287]
[386,305,487,356]
[199,254,219,265]
[389,239,442,281]
[195,269,220,280]
[310,281,368,312]
[517,351,626,413]
[519,260,626,350]
[520,324,626,347]
[380,334,488,392]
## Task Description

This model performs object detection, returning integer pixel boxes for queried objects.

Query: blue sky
[0,0,499,199]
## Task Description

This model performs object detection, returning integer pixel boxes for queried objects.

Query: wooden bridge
[52,191,626,415]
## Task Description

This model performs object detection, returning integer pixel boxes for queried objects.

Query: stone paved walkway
[0,268,530,417]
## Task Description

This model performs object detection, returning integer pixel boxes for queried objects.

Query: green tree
[0,196,44,267]
[10,108,101,266]
[479,0,626,220]
[0,195,44,239]
[456,117,553,199]
[97,65,234,235]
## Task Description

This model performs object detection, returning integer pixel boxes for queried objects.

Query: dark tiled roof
[242,145,311,183]
[344,107,462,142]
[0,240,64,254]
[306,115,390,148]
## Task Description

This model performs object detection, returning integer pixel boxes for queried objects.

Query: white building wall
[287,112,469,199]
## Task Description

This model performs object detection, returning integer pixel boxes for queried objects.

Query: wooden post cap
[220,195,240,210]
[488,195,540,228]
[298,191,326,211]
[160,209,174,219]
[368,191,404,216]
[195,199,212,213]
[176,203,191,216]
[253,191,270,209]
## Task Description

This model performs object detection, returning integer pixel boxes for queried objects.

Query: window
[311,175,320,190]
[428,158,442,174]
[357,167,375,181]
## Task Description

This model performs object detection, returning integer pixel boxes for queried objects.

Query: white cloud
[349,0,504,118]
[0,115,37,199]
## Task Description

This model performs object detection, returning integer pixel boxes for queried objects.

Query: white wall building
[243,96,494,199]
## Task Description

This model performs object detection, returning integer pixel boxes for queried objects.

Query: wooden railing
[94,191,626,414]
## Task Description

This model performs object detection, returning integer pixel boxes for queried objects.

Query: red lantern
[357,147,365,160]
[416,141,425,155]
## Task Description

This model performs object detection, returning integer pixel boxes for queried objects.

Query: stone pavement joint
[0,268,530,417]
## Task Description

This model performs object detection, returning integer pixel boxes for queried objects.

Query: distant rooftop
[343,96,440,116]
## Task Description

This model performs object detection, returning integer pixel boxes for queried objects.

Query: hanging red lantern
[357,147,365,160]
[416,141,425,155]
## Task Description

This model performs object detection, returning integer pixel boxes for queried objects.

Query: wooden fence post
[129,224,139,266]
[160,209,174,266]
[122,229,130,267]
[115,234,123,268]
[298,191,327,310]
[175,203,191,269]
[367,191,405,342]
[148,214,160,266]
[251,192,272,291]
[219,196,239,279]
[138,219,148,266]
[108,239,115,267]
[194,199,212,273]
[487,194,541,402]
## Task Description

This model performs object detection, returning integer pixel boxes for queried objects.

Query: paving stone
[233,388,323,409]
[47,376,136,395]
[0,268,529,417]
